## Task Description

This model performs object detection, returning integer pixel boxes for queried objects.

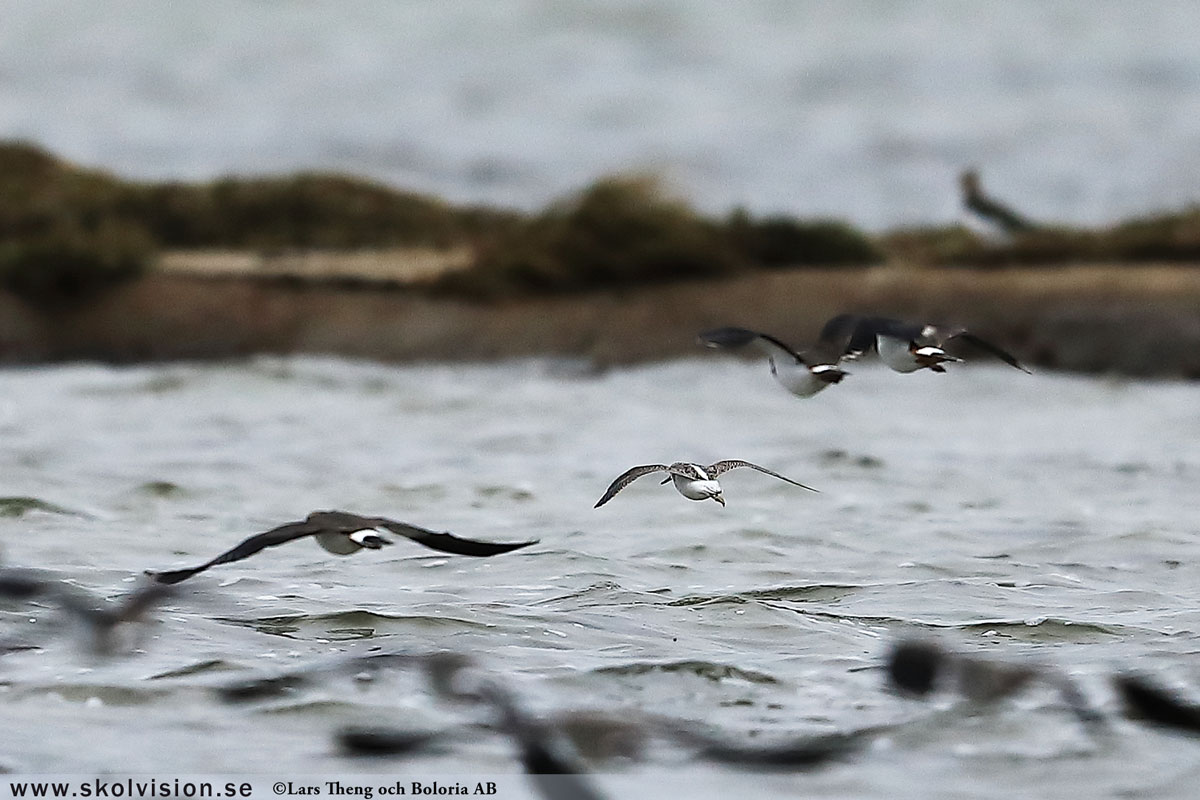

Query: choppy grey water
[2,356,1200,796]
[3,1,1200,228]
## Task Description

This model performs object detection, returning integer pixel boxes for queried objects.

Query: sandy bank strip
[157,247,474,284]
[1,261,1198,376]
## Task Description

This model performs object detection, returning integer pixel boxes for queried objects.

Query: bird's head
[959,169,981,197]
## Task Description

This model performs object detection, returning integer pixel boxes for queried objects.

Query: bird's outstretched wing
[666,462,708,481]
[477,683,606,798]
[698,327,807,365]
[818,315,917,357]
[945,331,1031,373]
[0,568,50,600]
[705,460,818,492]
[111,583,178,621]
[1114,673,1200,735]
[828,315,1029,371]
[148,518,332,584]
[0,568,176,652]
[813,314,869,360]
[855,317,930,350]
[373,518,538,557]
[150,511,538,584]
[594,465,669,508]
[50,581,176,626]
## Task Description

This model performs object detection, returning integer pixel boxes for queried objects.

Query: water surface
[1,357,1199,796]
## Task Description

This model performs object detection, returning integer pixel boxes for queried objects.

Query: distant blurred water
[3,357,1200,796]
[2,0,1199,228]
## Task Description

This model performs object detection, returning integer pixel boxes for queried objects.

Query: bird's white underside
[314,527,389,555]
[671,473,722,501]
[876,335,925,373]
[769,358,830,397]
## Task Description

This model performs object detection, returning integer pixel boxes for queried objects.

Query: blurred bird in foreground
[885,638,1101,727]
[0,567,174,654]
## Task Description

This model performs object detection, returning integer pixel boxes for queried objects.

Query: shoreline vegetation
[1,140,1199,376]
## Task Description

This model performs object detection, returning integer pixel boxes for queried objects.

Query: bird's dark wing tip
[485,538,539,555]
[392,524,540,557]
[145,568,196,586]
[445,537,535,557]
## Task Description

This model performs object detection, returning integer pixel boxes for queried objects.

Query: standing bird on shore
[697,323,857,398]
[594,460,816,508]
[959,169,1037,238]
[827,314,1030,374]
[147,510,538,584]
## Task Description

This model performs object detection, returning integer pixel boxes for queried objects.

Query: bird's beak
[714,495,725,507]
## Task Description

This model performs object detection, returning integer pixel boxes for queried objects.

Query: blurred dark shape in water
[0,566,176,655]
[1114,673,1200,735]
[885,638,1102,727]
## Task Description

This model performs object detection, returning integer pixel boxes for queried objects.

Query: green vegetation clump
[0,143,886,303]
[882,225,1097,267]
[131,174,506,251]
[0,219,152,306]
[0,142,154,306]
[1102,207,1200,261]
[0,141,508,305]
[439,177,745,296]
[8,138,1200,306]
[883,209,1200,268]
[436,178,882,297]
[726,210,882,267]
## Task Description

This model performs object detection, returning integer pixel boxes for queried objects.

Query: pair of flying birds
[147,463,809,585]
[698,312,1029,399]
[147,467,801,585]
[146,314,1025,584]
[592,313,1030,510]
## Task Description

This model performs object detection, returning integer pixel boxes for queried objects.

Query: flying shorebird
[698,324,856,398]
[959,169,1037,238]
[825,314,1030,374]
[594,460,817,508]
[147,510,538,585]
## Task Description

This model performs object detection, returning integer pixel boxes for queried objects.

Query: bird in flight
[594,460,816,508]
[0,567,175,654]
[148,510,538,584]
[826,314,1030,374]
[698,325,853,398]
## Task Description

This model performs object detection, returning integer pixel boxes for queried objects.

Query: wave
[215,610,496,638]
[592,660,779,685]
[668,584,866,607]
[0,496,84,518]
